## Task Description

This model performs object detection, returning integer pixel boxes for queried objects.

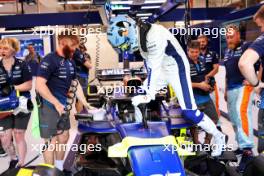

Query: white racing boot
[197,114,226,157]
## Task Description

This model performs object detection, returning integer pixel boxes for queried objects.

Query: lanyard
[195,63,201,73]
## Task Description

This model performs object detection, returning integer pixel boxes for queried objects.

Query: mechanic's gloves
[131,95,151,107]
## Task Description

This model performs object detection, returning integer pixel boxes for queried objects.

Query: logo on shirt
[40,62,49,69]
[256,35,264,42]
[13,70,21,74]
[60,60,65,66]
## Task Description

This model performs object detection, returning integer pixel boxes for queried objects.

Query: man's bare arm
[238,49,260,86]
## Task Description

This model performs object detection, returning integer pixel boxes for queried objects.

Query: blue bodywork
[77,104,188,175]
[0,91,19,111]
[128,145,185,176]
[116,121,169,139]
[117,121,186,176]
[78,120,117,134]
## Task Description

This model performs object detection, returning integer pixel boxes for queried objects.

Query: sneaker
[8,159,19,170]
[0,147,7,157]
[211,134,226,157]
[237,149,254,173]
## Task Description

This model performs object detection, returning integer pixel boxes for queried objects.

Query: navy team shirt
[223,42,250,90]
[199,50,219,75]
[189,58,210,105]
[250,34,264,108]
[0,58,32,97]
[37,52,76,109]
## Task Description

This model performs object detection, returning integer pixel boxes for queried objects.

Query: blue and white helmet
[107,15,138,53]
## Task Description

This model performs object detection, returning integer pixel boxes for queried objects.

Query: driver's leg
[168,55,225,157]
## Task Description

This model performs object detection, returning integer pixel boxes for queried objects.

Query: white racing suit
[132,24,225,156]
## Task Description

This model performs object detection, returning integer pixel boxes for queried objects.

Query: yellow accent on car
[37,163,55,168]
[17,168,34,176]
[16,90,20,97]
[108,135,195,158]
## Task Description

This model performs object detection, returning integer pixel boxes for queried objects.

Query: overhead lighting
[111,1,133,5]
[0,4,3,7]
[112,6,131,10]
[111,4,131,10]
[141,5,161,9]
[111,0,166,5]
[145,0,166,4]
[136,13,153,17]
[58,0,92,5]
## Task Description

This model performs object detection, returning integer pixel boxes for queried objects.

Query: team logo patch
[40,62,49,69]
[60,60,65,66]
[15,66,20,70]
[256,35,264,42]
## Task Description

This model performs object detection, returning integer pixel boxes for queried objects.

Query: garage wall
[84,33,119,81]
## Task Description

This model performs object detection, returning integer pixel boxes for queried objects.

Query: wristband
[253,80,260,87]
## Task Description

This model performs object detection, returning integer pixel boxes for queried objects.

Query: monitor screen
[1,33,52,59]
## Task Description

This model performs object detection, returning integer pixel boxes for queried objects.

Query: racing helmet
[107,15,138,53]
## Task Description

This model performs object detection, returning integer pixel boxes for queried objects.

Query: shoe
[237,149,254,173]
[0,147,7,157]
[211,134,226,157]
[234,148,243,155]
[197,115,226,157]
[8,159,19,170]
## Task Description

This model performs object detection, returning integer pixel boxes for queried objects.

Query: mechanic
[197,35,220,118]
[36,31,94,172]
[72,44,92,113]
[25,44,42,76]
[0,38,32,169]
[107,15,226,157]
[0,48,7,158]
[188,40,219,145]
[223,24,256,172]
[239,5,264,155]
